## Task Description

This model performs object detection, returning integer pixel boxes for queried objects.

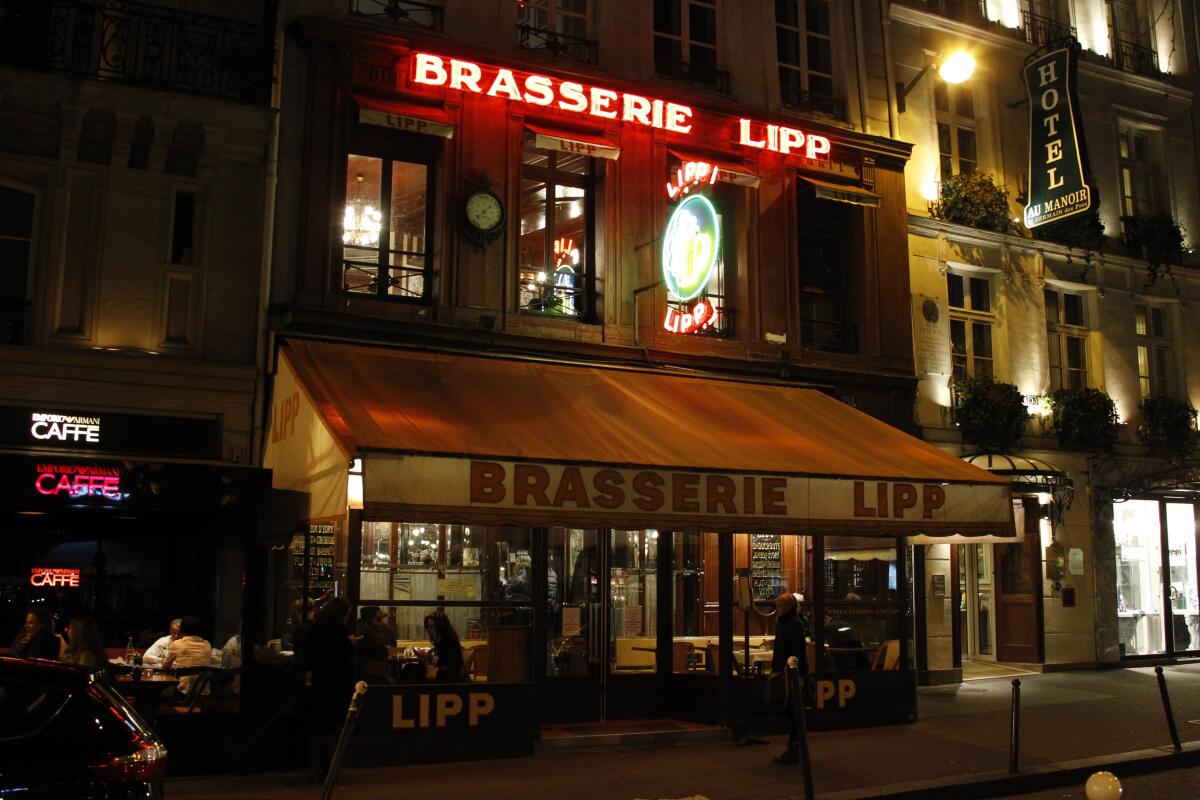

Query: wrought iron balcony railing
[0,0,268,103]
[517,24,597,64]
[801,319,858,354]
[781,85,845,120]
[1023,11,1075,47]
[1112,38,1160,77]
[894,0,989,27]
[655,58,729,94]
[349,0,443,32]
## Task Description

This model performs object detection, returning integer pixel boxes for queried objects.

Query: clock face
[465,191,504,232]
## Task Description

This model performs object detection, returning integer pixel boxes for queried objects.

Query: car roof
[0,656,98,687]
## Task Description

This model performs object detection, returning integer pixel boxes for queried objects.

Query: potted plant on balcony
[1120,211,1186,287]
[1048,388,1119,453]
[1139,394,1200,462]
[953,377,1029,453]
[928,171,1012,234]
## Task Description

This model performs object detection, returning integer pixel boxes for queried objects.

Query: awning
[278,340,1012,537]
[526,123,620,160]
[800,175,881,207]
[355,94,456,138]
[668,149,760,188]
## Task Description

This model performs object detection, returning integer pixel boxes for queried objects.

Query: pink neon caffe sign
[409,53,832,160]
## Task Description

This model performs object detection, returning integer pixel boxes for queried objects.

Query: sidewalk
[167,662,1200,800]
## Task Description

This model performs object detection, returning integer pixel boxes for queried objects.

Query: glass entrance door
[958,543,996,662]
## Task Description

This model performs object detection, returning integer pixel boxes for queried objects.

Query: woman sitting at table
[164,616,213,694]
[424,613,464,682]
[62,615,108,680]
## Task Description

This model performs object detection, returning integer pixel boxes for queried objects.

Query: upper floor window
[1135,304,1173,398]
[519,134,595,319]
[654,0,724,91]
[1024,0,1074,47]
[1107,0,1159,75]
[799,185,856,353]
[935,83,976,177]
[1118,126,1158,217]
[775,0,836,116]
[948,271,993,381]
[1045,287,1089,392]
[518,0,596,63]
[0,185,35,345]
[342,139,435,302]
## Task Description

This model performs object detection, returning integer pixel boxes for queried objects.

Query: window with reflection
[342,133,434,302]
[519,133,594,318]
[610,529,658,673]
[821,536,902,672]
[358,523,536,683]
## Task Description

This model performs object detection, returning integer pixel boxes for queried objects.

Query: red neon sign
[412,53,693,133]
[663,299,717,335]
[30,567,80,588]
[738,118,830,160]
[34,463,123,500]
[666,161,720,200]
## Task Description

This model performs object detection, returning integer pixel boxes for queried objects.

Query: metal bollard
[321,681,369,800]
[786,656,815,800]
[1009,679,1021,774]
[1154,666,1182,752]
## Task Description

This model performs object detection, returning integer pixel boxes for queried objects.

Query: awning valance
[526,123,620,160]
[800,175,881,207]
[355,95,456,138]
[277,340,1012,537]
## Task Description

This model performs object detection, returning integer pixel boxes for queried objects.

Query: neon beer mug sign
[662,190,720,335]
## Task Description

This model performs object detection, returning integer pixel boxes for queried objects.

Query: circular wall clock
[463,188,505,247]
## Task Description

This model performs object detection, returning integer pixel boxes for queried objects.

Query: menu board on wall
[291,521,337,597]
[751,534,783,601]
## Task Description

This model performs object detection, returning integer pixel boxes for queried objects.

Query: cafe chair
[671,641,695,673]
[871,640,900,671]
[171,666,216,714]
[704,643,744,677]
[471,645,490,682]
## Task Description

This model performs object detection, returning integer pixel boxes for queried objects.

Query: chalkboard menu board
[751,534,783,600]
[291,521,338,597]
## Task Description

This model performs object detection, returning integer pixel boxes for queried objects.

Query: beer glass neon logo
[662,195,720,302]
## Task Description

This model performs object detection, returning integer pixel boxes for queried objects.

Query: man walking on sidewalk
[771,592,809,766]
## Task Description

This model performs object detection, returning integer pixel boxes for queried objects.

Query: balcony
[0,0,268,103]
[349,0,443,32]
[517,24,597,65]
[1022,11,1075,47]
[1111,38,1160,77]
[655,58,729,94]
[894,0,990,28]
[781,85,845,120]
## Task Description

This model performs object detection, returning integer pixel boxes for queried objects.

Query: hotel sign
[363,455,1015,537]
[1023,45,1092,228]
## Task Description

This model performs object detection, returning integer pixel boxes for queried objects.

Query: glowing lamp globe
[1084,771,1122,800]
[938,52,976,85]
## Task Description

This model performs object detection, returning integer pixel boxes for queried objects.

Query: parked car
[0,657,167,799]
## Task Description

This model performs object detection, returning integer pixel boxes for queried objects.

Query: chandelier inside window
[343,173,381,247]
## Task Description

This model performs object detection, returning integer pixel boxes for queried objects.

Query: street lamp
[896,51,977,112]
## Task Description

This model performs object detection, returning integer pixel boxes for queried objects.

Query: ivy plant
[928,171,1012,233]
[1049,388,1119,453]
[953,377,1029,453]
[1139,394,1200,462]
[1034,208,1106,277]
[1120,212,1186,287]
